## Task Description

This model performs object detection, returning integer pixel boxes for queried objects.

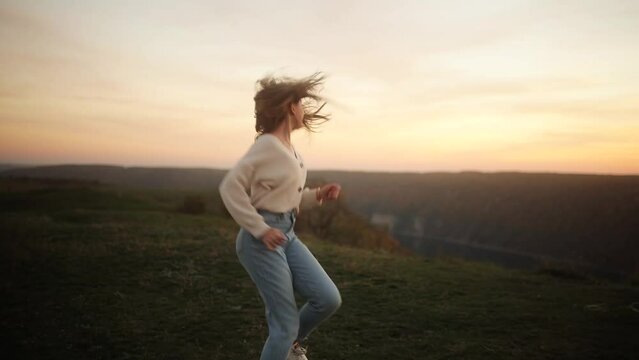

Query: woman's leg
[236,229,299,360]
[285,233,342,344]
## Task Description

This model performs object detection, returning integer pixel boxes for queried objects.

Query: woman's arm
[299,183,341,210]
[218,146,271,239]
[300,187,323,210]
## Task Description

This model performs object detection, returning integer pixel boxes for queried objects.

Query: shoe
[287,341,308,360]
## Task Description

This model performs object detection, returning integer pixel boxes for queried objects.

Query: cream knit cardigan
[219,133,322,238]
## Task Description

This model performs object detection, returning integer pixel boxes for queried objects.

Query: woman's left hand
[319,183,341,201]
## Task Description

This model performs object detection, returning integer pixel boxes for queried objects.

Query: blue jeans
[235,209,342,360]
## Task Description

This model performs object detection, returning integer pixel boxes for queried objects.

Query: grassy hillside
[3,165,638,275]
[1,179,638,359]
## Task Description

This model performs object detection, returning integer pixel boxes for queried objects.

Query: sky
[1,0,638,174]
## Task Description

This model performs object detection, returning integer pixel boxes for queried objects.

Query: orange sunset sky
[1,0,638,174]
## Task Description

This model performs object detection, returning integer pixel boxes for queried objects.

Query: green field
[1,180,638,359]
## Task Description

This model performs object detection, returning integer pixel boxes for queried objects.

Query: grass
[1,181,638,359]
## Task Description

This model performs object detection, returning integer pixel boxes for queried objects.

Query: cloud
[510,98,639,122]
[494,127,639,155]
[414,77,601,103]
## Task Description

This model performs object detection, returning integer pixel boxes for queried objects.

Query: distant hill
[312,171,639,276]
[0,164,227,189]
[2,164,638,275]
[0,163,32,172]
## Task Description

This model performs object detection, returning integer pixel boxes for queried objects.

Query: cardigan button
[300,162,304,168]
[298,186,302,192]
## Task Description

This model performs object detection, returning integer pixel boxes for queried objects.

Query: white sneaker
[287,341,308,360]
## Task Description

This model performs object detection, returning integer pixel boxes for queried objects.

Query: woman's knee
[332,289,343,311]
[321,287,342,314]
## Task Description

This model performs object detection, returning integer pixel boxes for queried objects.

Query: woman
[219,72,342,360]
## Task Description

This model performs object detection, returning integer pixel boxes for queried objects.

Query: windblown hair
[253,72,330,135]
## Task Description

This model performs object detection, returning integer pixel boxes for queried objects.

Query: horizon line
[1,161,638,177]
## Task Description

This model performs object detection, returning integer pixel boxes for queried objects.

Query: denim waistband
[257,208,297,226]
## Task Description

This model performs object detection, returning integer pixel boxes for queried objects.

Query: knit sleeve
[219,141,271,239]
[300,187,323,211]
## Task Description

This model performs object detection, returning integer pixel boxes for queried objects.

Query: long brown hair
[253,72,330,135]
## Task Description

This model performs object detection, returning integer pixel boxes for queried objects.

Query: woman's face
[290,100,305,130]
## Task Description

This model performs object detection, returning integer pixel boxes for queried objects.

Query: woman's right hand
[260,228,286,251]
